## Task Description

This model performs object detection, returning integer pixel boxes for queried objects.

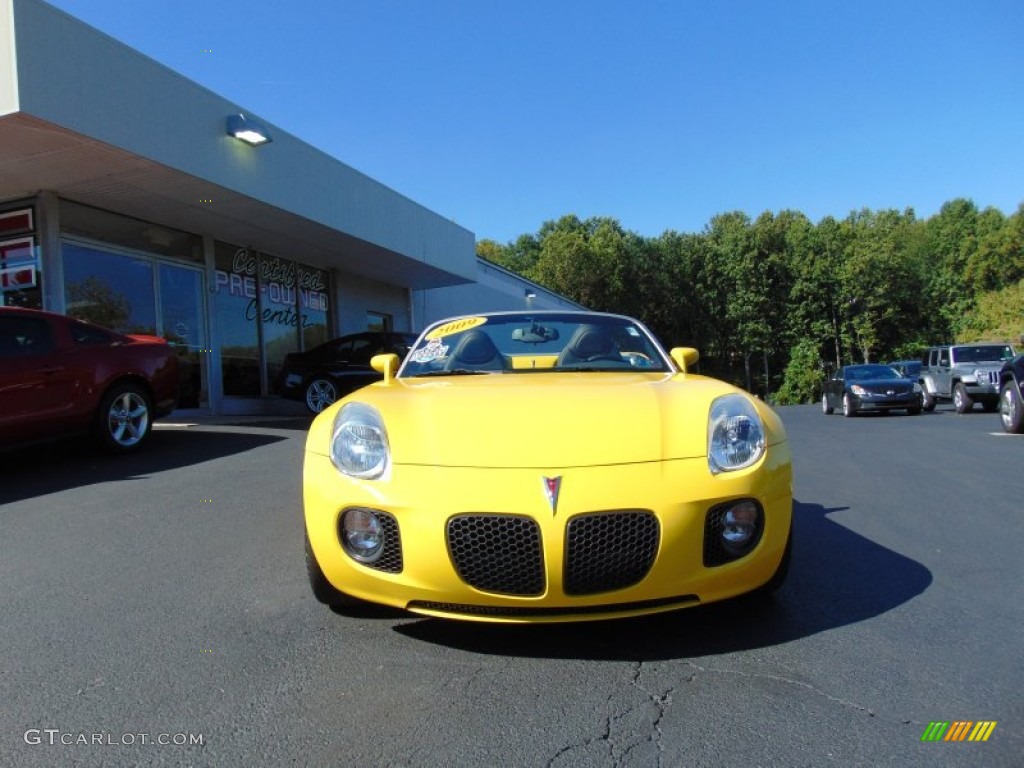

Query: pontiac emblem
[542,476,562,515]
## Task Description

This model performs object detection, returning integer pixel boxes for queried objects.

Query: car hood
[307,372,787,469]
[849,377,913,388]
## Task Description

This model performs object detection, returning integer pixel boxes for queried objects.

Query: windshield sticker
[425,316,487,340]
[410,338,449,364]
[626,327,640,337]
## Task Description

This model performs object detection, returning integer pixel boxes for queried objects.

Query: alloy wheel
[306,378,338,414]
[106,391,150,448]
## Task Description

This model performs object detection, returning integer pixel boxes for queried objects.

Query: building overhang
[0,0,476,290]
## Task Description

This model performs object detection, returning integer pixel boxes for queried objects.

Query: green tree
[529,216,627,310]
[652,230,710,349]
[784,214,848,370]
[959,279,1024,342]
[922,198,980,339]
[475,238,507,265]
[966,205,1024,293]
[66,277,131,331]
[840,208,922,362]
[478,196,1019,400]
[774,338,825,404]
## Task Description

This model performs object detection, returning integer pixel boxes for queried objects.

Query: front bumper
[963,383,1000,399]
[303,446,792,623]
[851,392,922,411]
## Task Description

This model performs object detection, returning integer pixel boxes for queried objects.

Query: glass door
[158,263,208,408]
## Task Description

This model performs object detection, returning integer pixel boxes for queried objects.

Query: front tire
[743,532,792,603]
[304,377,338,414]
[821,393,834,415]
[842,393,856,417]
[96,382,152,452]
[953,383,973,414]
[305,533,360,607]
[1000,381,1024,434]
[921,389,936,412]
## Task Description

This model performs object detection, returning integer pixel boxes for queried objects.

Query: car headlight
[705,499,765,563]
[330,403,390,479]
[340,507,385,562]
[913,382,922,393]
[850,384,868,396]
[708,395,766,474]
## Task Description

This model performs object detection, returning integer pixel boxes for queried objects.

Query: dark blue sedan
[822,364,923,417]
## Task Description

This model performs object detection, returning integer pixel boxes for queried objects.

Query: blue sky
[47,0,1024,244]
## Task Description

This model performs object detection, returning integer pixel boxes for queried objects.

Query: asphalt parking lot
[1,404,1021,767]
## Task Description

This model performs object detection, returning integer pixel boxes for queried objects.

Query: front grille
[975,370,998,386]
[447,515,544,596]
[867,383,911,395]
[564,511,659,595]
[407,595,699,619]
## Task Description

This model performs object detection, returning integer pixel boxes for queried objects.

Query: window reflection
[160,263,207,408]
[63,243,156,334]
[299,266,330,350]
[213,242,261,396]
[260,253,300,394]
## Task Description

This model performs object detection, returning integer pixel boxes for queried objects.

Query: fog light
[720,500,762,556]
[340,507,384,562]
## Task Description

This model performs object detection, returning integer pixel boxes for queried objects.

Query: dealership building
[0,0,578,414]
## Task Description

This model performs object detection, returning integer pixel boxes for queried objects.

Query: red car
[0,307,178,452]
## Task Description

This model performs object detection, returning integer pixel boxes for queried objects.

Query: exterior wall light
[226,114,272,146]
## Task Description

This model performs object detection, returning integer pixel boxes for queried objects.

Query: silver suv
[919,343,1016,413]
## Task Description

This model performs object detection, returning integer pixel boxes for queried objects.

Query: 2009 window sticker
[410,338,449,364]
[425,316,487,340]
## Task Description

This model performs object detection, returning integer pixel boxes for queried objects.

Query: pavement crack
[678,659,876,716]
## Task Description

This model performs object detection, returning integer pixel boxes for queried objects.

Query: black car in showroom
[998,354,1024,433]
[278,331,417,413]
[822,364,923,417]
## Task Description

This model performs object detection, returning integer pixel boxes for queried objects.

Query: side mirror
[371,353,400,384]
[669,347,700,373]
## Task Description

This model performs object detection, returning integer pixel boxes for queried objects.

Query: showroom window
[299,265,330,350]
[214,242,262,397]
[213,243,331,397]
[367,311,392,332]
[63,242,157,333]
[62,238,209,408]
[259,252,300,394]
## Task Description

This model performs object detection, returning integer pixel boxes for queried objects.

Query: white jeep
[919,343,1016,413]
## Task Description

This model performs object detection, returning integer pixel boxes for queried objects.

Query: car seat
[556,324,618,366]
[444,329,506,371]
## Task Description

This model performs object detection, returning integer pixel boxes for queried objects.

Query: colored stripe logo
[921,721,997,742]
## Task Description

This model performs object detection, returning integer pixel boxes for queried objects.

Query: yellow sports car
[303,311,792,623]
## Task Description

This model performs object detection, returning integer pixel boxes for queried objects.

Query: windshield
[889,361,921,377]
[953,345,1015,363]
[845,365,903,381]
[400,313,672,378]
